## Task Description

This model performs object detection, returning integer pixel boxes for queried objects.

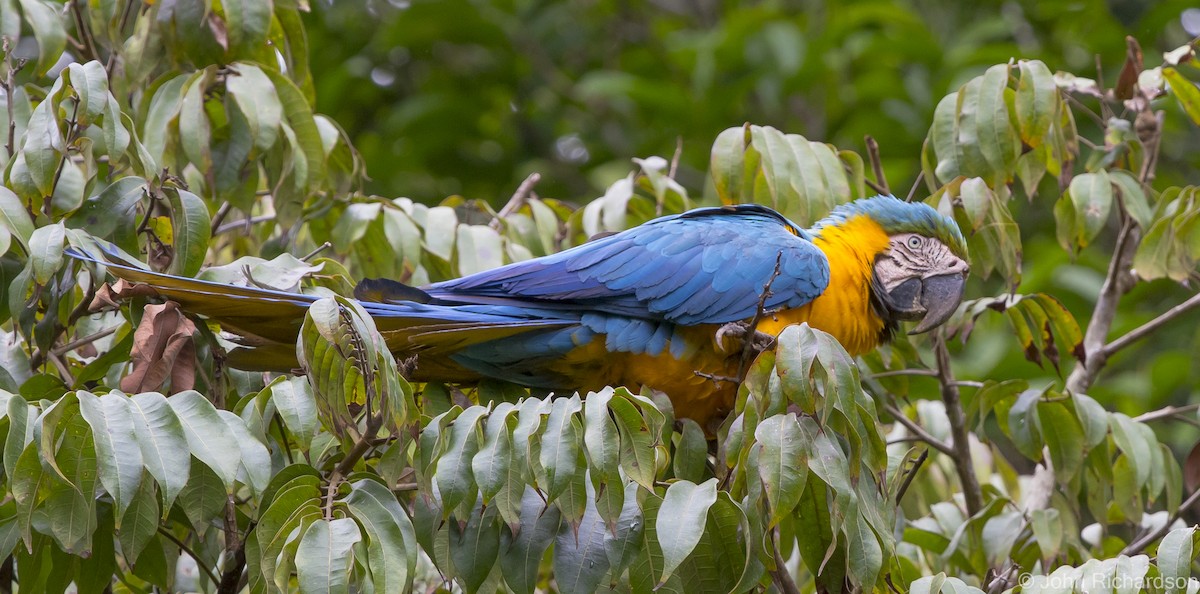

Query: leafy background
[1,0,1200,593]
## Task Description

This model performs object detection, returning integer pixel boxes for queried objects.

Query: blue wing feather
[425,205,831,326]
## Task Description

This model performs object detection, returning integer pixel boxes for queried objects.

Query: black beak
[885,273,968,335]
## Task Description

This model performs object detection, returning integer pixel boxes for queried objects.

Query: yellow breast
[757,214,892,356]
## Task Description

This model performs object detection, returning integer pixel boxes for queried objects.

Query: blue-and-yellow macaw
[69,195,968,429]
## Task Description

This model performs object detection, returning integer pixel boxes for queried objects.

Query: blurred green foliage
[305,0,1198,202]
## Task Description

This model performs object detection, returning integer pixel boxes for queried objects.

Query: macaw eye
[906,236,922,249]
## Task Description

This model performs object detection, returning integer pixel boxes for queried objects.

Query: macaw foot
[715,321,777,355]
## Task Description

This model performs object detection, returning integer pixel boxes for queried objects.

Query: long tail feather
[66,245,573,373]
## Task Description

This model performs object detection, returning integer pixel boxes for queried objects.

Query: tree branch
[895,448,929,503]
[158,526,220,586]
[883,404,955,456]
[1120,486,1200,556]
[1066,219,1139,393]
[492,172,541,228]
[1100,292,1200,359]
[865,135,890,195]
[934,333,984,517]
[1132,403,1200,424]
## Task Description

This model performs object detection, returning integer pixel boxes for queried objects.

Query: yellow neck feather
[758,215,892,356]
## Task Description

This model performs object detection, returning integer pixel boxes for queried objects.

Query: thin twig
[1101,292,1200,359]
[209,202,232,235]
[668,136,683,180]
[158,527,220,586]
[883,404,955,456]
[51,326,118,356]
[491,172,541,228]
[1064,93,1107,128]
[872,368,937,379]
[2,39,27,160]
[1120,487,1200,556]
[738,254,783,381]
[865,135,890,195]
[905,170,924,202]
[934,333,984,517]
[70,0,101,63]
[214,215,274,235]
[301,241,332,262]
[895,448,929,503]
[1133,403,1200,424]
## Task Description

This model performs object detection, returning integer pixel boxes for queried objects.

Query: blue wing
[424,204,831,325]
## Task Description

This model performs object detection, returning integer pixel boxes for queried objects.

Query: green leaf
[65,61,109,125]
[1029,508,1062,560]
[1110,170,1153,230]
[471,402,521,529]
[499,487,562,594]
[77,391,143,523]
[1016,60,1058,148]
[27,222,65,284]
[164,187,212,277]
[1157,527,1195,593]
[455,224,505,276]
[11,440,47,548]
[754,413,808,528]
[1068,170,1114,247]
[141,74,190,168]
[254,474,322,590]
[4,395,32,480]
[128,392,191,513]
[975,64,1019,180]
[448,502,501,593]
[222,0,272,55]
[554,488,611,594]
[66,177,146,240]
[656,478,718,586]
[178,73,212,171]
[710,126,747,205]
[583,388,620,483]
[217,409,271,497]
[42,412,98,554]
[118,475,159,564]
[1037,401,1085,482]
[263,68,325,187]
[672,418,708,484]
[1164,67,1200,126]
[539,395,585,508]
[630,493,682,594]
[1110,413,1151,486]
[1006,389,1044,460]
[330,202,381,252]
[16,0,66,77]
[296,517,362,594]
[0,186,34,252]
[167,390,241,492]
[675,491,746,593]
[434,405,486,514]
[344,479,417,594]
[266,376,319,448]
[176,461,226,536]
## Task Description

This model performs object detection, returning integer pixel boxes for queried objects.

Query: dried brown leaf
[120,302,197,394]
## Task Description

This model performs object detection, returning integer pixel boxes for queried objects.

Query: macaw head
[817,195,970,335]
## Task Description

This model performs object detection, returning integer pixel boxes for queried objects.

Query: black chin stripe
[869,270,900,344]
